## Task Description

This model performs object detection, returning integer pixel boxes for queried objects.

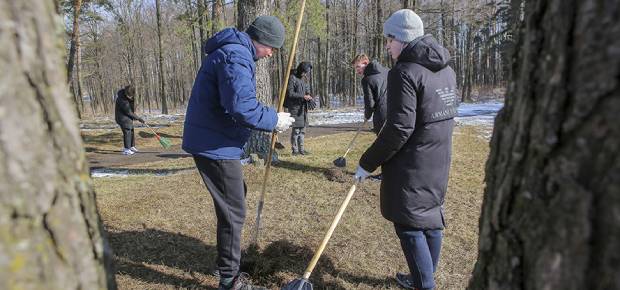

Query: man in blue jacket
[183,16,294,290]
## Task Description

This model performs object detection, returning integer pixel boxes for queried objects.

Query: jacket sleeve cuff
[359,154,378,173]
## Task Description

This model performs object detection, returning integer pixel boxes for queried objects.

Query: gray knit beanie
[246,16,285,49]
[383,9,424,43]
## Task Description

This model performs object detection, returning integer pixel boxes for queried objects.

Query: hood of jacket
[398,35,451,72]
[204,28,257,61]
[363,60,387,77]
[295,62,312,78]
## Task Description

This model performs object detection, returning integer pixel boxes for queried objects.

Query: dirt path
[87,122,368,170]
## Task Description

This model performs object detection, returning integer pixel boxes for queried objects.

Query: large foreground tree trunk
[0,1,116,289]
[469,1,620,289]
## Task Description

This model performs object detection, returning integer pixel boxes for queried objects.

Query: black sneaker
[395,272,416,289]
[292,151,299,156]
[219,273,266,290]
[300,150,311,155]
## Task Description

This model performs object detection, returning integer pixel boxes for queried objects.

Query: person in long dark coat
[114,85,144,155]
[355,9,459,290]
[284,61,314,155]
[351,54,388,135]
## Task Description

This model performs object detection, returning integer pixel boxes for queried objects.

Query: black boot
[218,273,266,290]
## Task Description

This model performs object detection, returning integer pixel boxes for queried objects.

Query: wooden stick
[303,182,358,279]
[252,0,308,245]
[341,119,367,159]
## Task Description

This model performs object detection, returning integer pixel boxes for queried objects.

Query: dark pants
[193,156,247,279]
[394,224,443,290]
[121,127,135,149]
[290,127,305,153]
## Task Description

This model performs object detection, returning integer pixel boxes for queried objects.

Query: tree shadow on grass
[272,160,329,175]
[108,229,391,289]
[108,228,218,289]
[138,131,182,139]
[82,131,122,145]
[273,160,353,183]
[242,240,391,289]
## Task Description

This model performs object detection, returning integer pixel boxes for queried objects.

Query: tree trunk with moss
[468,1,620,289]
[0,0,116,289]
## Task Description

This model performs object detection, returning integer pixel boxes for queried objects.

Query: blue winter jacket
[182,28,278,159]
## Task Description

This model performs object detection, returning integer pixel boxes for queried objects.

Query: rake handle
[302,182,358,279]
[341,120,367,159]
[143,123,160,138]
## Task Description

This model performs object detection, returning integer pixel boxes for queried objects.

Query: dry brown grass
[93,124,489,290]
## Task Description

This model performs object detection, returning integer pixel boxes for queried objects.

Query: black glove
[306,98,317,110]
[137,117,145,124]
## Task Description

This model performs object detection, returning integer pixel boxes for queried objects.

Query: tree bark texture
[155,0,168,114]
[468,1,620,289]
[0,1,116,289]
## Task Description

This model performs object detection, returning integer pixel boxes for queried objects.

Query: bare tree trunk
[468,1,620,289]
[66,0,83,119]
[323,0,331,108]
[212,0,223,36]
[402,0,416,10]
[375,0,383,60]
[155,0,168,114]
[0,0,116,288]
[196,0,206,63]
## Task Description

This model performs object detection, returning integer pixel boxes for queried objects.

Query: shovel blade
[275,141,285,150]
[333,157,346,168]
[281,278,313,290]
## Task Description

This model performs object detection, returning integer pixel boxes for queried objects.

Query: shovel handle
[341,120,367,159]
[302,181,358,279]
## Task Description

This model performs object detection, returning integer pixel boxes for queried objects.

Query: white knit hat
[383,9,424,43]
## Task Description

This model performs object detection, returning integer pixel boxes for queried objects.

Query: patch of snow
[90,168,187,178]
[309,109,365,125]
[308,101,504,127]
[91,169,130,178]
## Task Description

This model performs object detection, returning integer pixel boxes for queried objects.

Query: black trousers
[121,127,135,149]
[193,156,246,279]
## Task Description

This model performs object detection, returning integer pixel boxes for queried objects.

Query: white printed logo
[436,87,458,106]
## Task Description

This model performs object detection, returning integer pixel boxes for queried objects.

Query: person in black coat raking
[284,61,315,155]
[114,85,145,155]
[354,9,459,290]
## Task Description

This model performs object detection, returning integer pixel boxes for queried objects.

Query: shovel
[333,120,367,167]
[281,181,359,290]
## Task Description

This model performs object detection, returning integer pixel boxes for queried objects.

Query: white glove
[275,112,295,132]
[354,165,372,182]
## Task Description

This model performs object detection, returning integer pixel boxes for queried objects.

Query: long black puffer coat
[359,35,459,230]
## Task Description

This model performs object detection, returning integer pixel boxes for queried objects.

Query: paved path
[87,123,368,169]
